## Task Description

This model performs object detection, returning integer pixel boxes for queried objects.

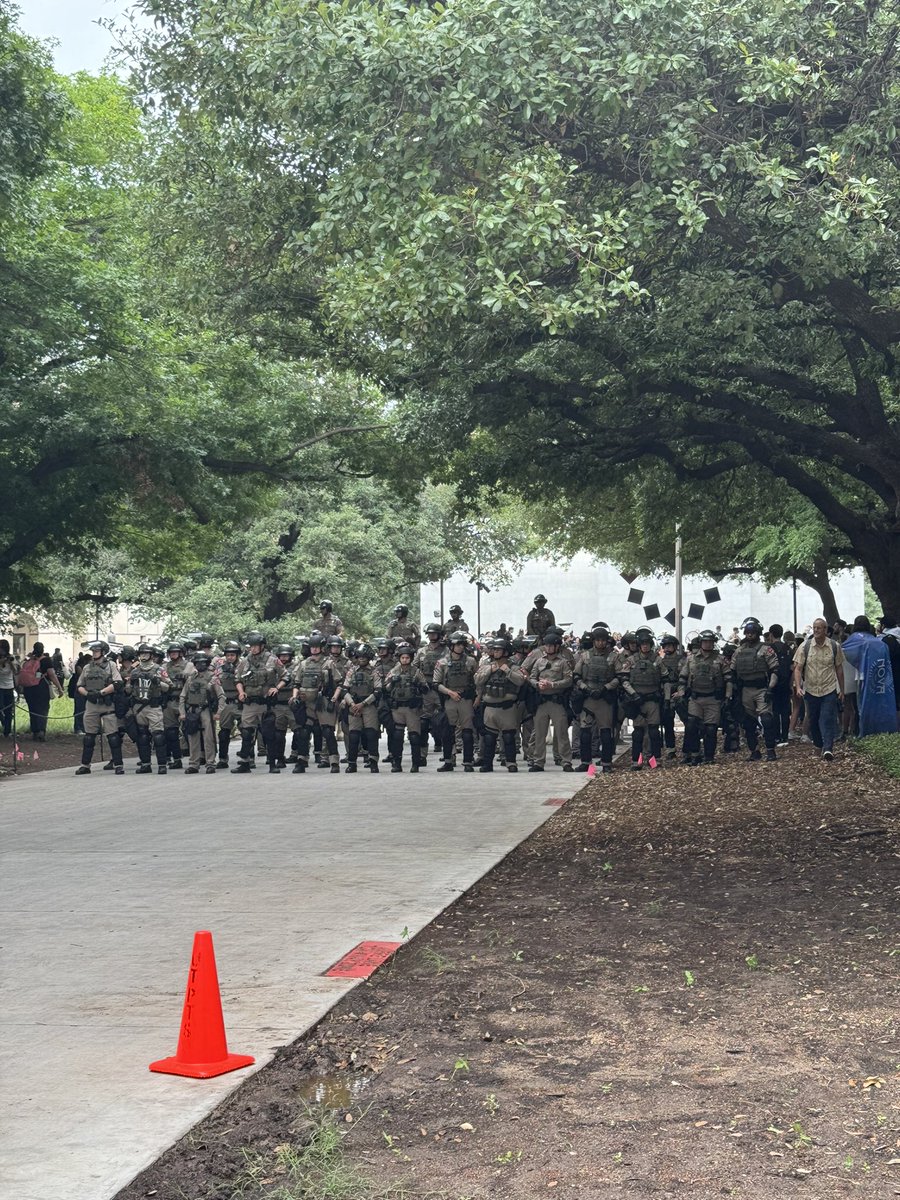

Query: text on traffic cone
[149,930,254,1079]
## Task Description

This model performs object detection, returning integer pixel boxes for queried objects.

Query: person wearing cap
[442,605,469,636]
[620,630,664,770]
[526,594,556,638]
[526,632,573,771]
[311,600,344,637]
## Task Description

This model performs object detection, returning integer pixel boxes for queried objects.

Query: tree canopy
[132,0,900,612]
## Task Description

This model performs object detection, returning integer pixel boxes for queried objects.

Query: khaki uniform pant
[83,700,117,736]
[688,696,722,725]
[482,702,518,732]
[532,700,572,767]
[185,709,215,768]
[740,686,771,719]
[443,697,474,732]
[134,704,164,734]
[633,697,661,728]
[347,703,380,732]
[217,699,240,733]
[391,704,421,735]
[580,695,615,731]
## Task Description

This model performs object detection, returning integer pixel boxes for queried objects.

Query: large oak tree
[133,0,900,612]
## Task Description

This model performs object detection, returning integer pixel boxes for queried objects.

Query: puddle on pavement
[296,1071,370,1109]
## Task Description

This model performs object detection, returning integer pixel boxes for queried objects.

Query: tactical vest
[389,621,417,643]
[416,643,444,682]
[629,654,662,695]
[733,643,768,685]
[296,656,326,694]
[443,656,476,699]
[165,659,189,697]
[482,666,519,704]
[217,662,238,699]
[81,660,114,697]
[345,665,376,703]
[130,664,162,703]
[528,609,553,635]
[580,650,616,693]
[240,657,272,697]
[183,672,212,709]
[659,652,684,684]
[389,668,418,706]
[687,651,723,695]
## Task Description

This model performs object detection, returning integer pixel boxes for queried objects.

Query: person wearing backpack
[792,618,844,760]
[18,642,62,741]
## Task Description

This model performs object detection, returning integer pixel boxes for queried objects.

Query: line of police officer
[73,607,780,777]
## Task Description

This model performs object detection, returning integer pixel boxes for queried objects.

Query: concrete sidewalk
[0,756,584,1200]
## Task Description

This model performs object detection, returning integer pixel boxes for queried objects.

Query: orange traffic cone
[150,931,255,1079]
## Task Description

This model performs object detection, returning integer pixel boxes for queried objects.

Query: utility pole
[674,523,683,645]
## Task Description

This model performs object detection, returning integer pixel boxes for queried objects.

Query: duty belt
[244,694,267,704]
[484,698,516,709]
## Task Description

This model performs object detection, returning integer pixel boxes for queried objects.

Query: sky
[15,0,141,74]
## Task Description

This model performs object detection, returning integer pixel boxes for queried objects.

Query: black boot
[409,733,421,773]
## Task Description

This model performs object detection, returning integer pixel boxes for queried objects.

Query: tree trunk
[855,531,900,623]
[795,559,840,626]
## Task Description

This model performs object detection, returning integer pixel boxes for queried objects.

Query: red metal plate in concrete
[324,941,403,978]
[543,797,568,806]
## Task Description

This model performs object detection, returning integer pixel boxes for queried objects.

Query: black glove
[87,690,103,704]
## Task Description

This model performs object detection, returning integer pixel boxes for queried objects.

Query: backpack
[18,656,42,688]
[770,641,792,687]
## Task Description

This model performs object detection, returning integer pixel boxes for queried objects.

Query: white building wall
[421,555,865,641]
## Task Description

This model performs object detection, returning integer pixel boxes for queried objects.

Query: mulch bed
[117,743,899,1198]
[0,732,86,778]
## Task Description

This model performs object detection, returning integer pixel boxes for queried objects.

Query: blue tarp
[841,633,898,735]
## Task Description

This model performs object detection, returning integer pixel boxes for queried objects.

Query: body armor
[578,649,617,695]
[239,658,274,699]
[388,667,422,707]
[183,672,212,709]
[628,654,663,695]
[416,644,444,682]
[482,667,519,704]
[442,657,476,699]
[81,660,114,697]
[130,664,163,704]
[165,659,189,699]
[217,662,238,699]
[686,651,725,695]
[345,665,377,703]
[733,644,769,686]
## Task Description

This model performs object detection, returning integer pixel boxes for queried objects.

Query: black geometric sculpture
[688,602,705,620]
[643,603,661,620]
[627,588,644,605]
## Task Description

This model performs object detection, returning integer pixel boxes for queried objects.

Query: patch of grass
[230,1109,405,1199]
[11,694,75,738]
[418,946,453,975]
[854,733,900,778]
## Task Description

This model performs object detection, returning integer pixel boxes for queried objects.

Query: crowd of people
[4,594,895,777]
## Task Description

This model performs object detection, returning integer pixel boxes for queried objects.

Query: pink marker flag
[586,763,596,777]
[648,755,658,769]
[32,751,39,761]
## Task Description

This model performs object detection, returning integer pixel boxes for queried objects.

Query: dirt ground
[111,743,899,1198]
[0,732,85,777]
